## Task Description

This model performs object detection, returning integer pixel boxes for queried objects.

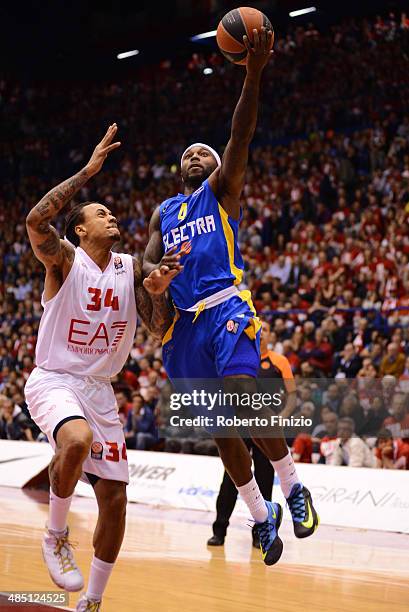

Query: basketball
[216,7,274,65]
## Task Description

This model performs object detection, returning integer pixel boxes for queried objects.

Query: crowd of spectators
[1,11,408,468]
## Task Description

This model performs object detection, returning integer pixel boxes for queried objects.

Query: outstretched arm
[26,123,121,269]
[208,28,273,220]
[133,257,178,338]
[26,168,88,269]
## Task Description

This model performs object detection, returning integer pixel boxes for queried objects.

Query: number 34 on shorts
[91,441,127,462]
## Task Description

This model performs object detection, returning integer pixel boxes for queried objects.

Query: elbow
[26,209,43,228]
[26,212,36,227]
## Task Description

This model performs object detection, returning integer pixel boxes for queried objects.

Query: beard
[182,166,213,190]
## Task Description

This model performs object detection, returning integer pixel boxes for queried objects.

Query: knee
[101,486,127,519]
[62,431,93,462]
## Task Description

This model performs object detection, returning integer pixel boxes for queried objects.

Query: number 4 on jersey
[178,202,187,220]
[87,287,119,311]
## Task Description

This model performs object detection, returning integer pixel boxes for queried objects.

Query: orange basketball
[216,6,274,65]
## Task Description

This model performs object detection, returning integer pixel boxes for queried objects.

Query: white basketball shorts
[25,367,129,484]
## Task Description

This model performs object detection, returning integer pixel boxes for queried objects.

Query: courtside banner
[275,462,409,534]
[75,449,409,533]
[0,441,407,533]
[75,448,226,510]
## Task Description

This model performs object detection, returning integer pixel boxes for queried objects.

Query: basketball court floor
[0,486,408,611]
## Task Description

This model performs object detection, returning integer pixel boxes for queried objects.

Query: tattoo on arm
[148,293,174,338]
[37,201,51,217]
[37,227,61,257]
[26,167,89,264]
[135,286,173,338]
[133,257,173,338]
[27,167,89,227]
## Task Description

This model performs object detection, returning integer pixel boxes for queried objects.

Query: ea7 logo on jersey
[114,256,123,270]
[67,319,128,355]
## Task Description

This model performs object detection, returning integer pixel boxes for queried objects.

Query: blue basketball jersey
[159,179,244,309]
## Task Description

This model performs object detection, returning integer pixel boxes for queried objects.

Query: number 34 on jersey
[68,287,126,351]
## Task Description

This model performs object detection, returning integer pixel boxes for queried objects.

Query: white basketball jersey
[35,247,137,378]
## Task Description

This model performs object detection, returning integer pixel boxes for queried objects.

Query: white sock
[271,451,301,498]
[48,491,72,532]
[237,476,268,523]
[86,556,115,601]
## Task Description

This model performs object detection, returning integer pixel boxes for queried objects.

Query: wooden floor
[0,487,408,612]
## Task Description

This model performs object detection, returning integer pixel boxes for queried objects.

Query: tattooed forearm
[150,293,174,337]
[37,201,51,217]
[135,284,153,330]
[26,167,89,227]
[26,167,89,264]
[133,258,172,336]
[135,285,173,338]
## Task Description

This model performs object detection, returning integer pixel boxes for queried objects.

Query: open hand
[160,246,184,271]
[143,265,180,295]
[244,27,274,75]
[86,123,121,177]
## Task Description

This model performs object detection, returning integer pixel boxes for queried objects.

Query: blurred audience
[322,417,376,468]
[0,11,408,467]
[0,394,33,441]
[375,428,409,469]
[124,393,159,450]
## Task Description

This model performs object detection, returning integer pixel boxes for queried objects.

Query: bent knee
[61,431,93,460]
[100,485,127,517]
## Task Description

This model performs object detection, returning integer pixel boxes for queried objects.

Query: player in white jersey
[24,124,176,612]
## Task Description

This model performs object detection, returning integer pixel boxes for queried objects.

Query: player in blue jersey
[143,28,318,565]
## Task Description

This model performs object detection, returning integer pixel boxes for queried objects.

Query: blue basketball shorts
[162,290,261,380]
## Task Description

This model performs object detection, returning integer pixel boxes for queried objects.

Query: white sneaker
[41,525,84,592]
[76,593,102,611]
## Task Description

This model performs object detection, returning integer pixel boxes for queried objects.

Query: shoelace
[287,488,306,522]
[82,600,101,612]
[255,520,273,552]
[53,533,78,574]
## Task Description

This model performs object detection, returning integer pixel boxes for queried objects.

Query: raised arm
[26,167,87,271]
[133,257,178,338]
[26,124,120,270]
[208,27,273,220]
